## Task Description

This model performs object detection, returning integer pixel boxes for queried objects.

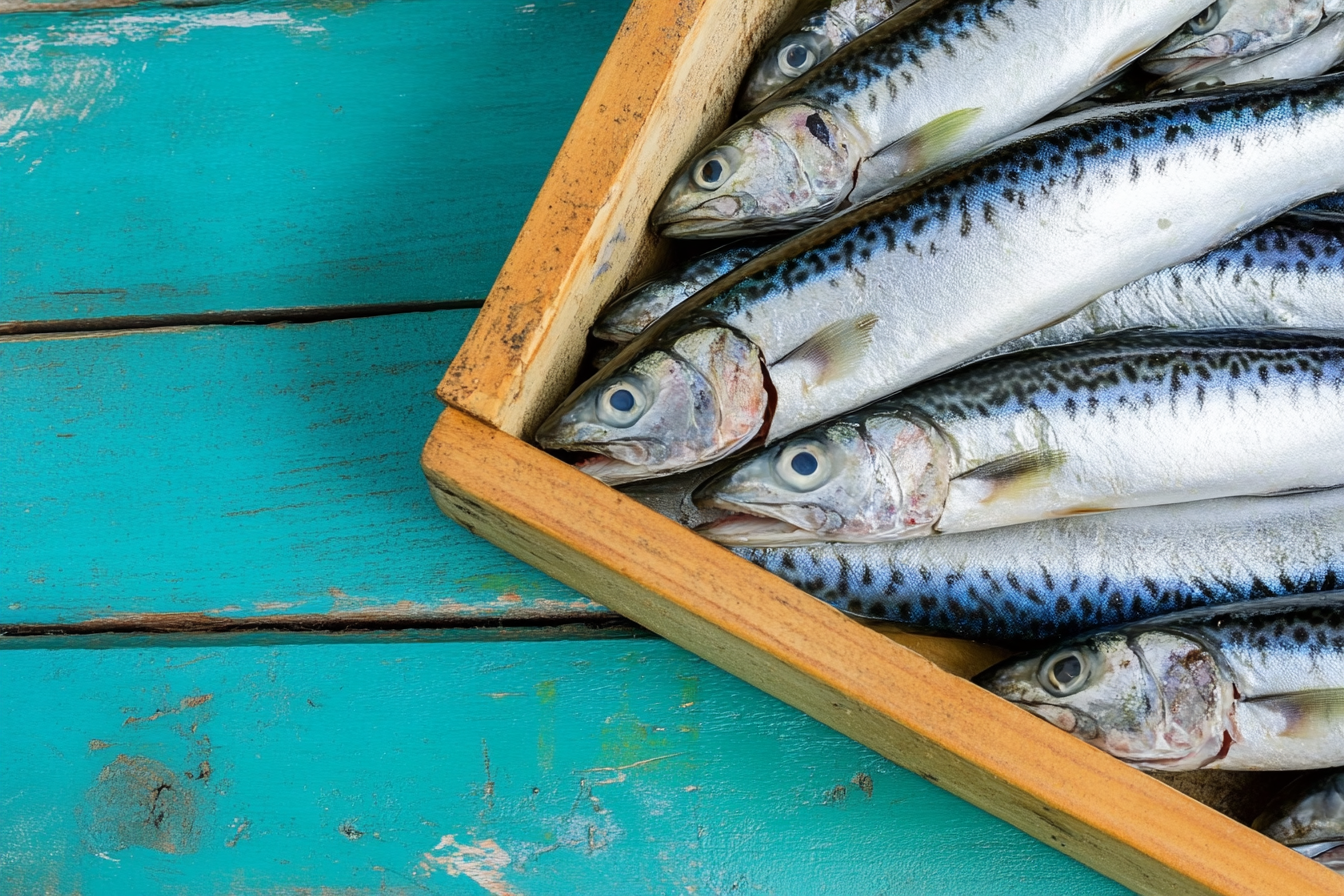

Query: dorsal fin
[773,314,879,387]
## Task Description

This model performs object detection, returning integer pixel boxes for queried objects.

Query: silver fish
[1295,192,1344,221]
[984,215,1344,358]
[1144,0,1344,82]
[697,329,1344,544]
[592,242,769,344]
[977,594,1344,771]
[733,488,1344,645]
[537,77,1344,485]
[595,215,1344,349]
[653,0,1208,238]
[1255,769,1344,870]
[738,0,918,114]
[1157,9,1344,93]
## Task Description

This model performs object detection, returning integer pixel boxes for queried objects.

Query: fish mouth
[589,321,642,343]
[573,453,661,486]
[655,196,750,239]
[1144,50,1224,79]
[695,512,813,546]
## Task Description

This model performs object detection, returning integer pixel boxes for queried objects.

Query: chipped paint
[420,835,519,896]
[81,755,201,854]
[0,9,326,157]
[123,693,213,726]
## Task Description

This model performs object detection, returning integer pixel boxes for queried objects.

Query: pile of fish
[535,0,1344,862]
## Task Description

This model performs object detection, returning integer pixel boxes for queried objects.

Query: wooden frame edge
[436,0,794,438]
[421,406,1344,896]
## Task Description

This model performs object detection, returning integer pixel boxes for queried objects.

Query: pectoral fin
[1095,42,1153,83]
[773,314,879,387]
[852,108,983,201]
[1247,688,1344,738]
[955,448,1068,485]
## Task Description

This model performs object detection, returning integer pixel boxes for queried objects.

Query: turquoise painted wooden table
[0,2,1136,892]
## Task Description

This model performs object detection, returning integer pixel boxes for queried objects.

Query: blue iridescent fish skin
[541,75,1344,484]
[700,75,1344,322]
[736,488,1344,646]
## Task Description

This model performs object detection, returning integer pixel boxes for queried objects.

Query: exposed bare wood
[422,407,1344,896]
[437,0,796,438]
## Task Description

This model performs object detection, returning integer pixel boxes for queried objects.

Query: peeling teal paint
[0,0,631,323]
[0,639,1134,895]
[1,311,604,624]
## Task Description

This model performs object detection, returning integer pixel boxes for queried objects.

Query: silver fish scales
[734,489,1344,646]
[697,329,1344,544]
[738,0,918,113]
[655,0,1209,237]
[979,595,1344,771]
[593,216,1344,349]
[1256,769,1344,870]
[539,76,1344,485]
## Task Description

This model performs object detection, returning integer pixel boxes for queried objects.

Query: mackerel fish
[593,216,1344,349]
[984,215,1344,358]
[537,76,1344,485]
[734,488,1344,646]
[592,242,769,344]
[1157,9,1344,93]
[696,329,1344,544]
[977,595,1344,771]
[1296,192,1344,221]
[653,0,1209,237]
[1144,0,1344,83]
[738,0,917,114]
[1255,769,1344,869]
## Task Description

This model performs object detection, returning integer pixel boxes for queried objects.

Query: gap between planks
[0,299,485,339]
[0,609,1006,681]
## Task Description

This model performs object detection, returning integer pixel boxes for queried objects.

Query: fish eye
[775,440,830,491]
[692,150,734,191]
[1188,1,1225,34]
[1039,649,1091,697]
[777,41,817,78]
[596,379,647,428]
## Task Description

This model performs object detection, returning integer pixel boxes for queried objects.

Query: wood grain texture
[437,0,796,438]
[0,310,610,626]
[0,0,629,326]
[421,406,1344,896]
[0,637,1132,895]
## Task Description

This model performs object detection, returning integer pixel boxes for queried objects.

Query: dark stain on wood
[81,755,201,855]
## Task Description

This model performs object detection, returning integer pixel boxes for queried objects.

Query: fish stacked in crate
[536,0,1344,863]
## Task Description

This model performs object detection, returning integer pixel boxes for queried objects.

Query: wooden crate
[420,1,1344,892]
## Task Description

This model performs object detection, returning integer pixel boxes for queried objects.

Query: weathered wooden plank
[0,0,629,327]
[0,310,610,625]
[423,407,1344,896]
[0,637,1133,894]
[439,0,791,439]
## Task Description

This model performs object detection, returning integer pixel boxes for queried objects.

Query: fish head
[535,325,768,485]
[591,279,689,344]
[738,27,837,112]
[1144,0,1320,77]
[1253,771,1344,848]
[652,102,856,238]
[977,629,1233,770]
[691,411,950,545]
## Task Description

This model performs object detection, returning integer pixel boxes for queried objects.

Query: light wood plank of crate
[422,407,1344,896]
[437,0,797,439]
